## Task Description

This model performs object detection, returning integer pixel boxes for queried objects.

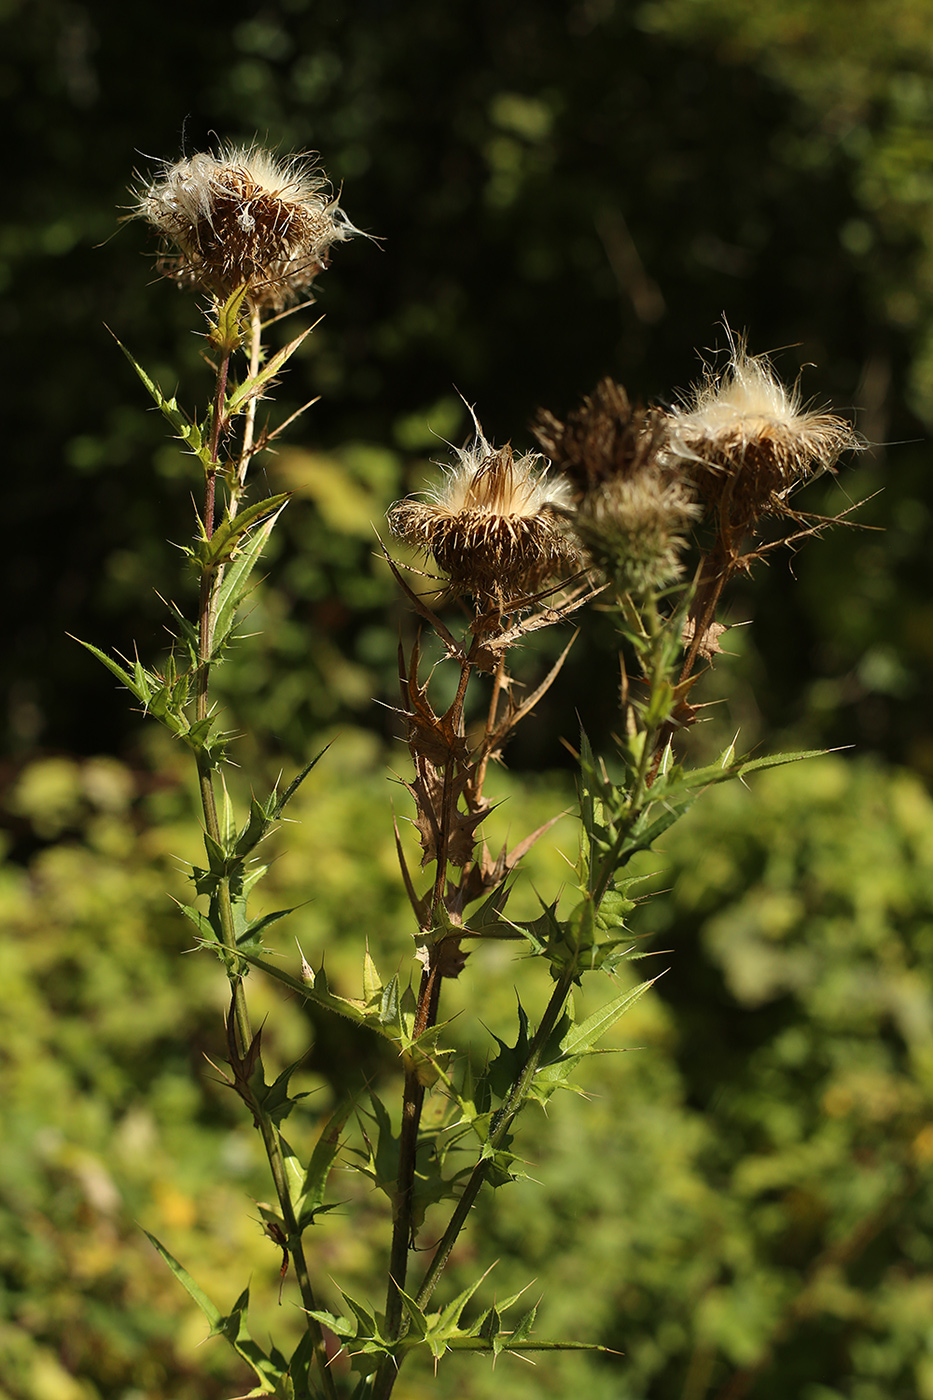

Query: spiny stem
[647,538,732,783]
[627,596,664,811]
[208,347,231,470]
[196,758,253,1052]
[680,541,729,685]
[233,303,263,503]
[383,954,443,1339]
[196,318,337,1400]
[385,644,477,1343]
[415,965,577,1312]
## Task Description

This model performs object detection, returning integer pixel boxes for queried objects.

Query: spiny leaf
[362,949,383,1006]
[258,1059,309,1127]
[143,1229,222,1327]
[237,948,392,1036]
[208,282,249,352]
[272,744,331,818]
[445,1335,611,1354]
[212,513,280,656]
[143,1232,283,1390]
[174,901,219,944]
[110,333,208,462]
[558,976,657,1056]
[239,906,300,944]
[226,326,315,415]
[72,638,137,693]
[197,494,289,570]
[656,746,830,806]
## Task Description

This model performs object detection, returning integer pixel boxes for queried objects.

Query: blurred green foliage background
[5,0,933,1396]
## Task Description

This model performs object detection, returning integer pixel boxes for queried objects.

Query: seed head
[666,338,861,534]
[388,435,578,607]
[135,144,359,309]
[574,473,700,596]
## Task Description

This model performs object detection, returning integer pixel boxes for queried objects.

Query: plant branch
[416,963,577,1312]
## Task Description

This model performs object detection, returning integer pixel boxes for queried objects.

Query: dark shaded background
[6,0,933,783]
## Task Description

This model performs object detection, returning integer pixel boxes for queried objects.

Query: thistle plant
[81,143,861,1400]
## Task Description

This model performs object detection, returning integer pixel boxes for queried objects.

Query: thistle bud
[574,474,700,596]
[135,144,359,309]
[388,436,578,608]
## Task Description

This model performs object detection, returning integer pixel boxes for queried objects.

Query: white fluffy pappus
[388,434,578,605]
[135,143,363,308]
[428,435,576,518]
[668,335,860,480]
[139,144,328,222]
[665,334,862,533]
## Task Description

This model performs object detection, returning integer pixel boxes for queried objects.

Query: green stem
[196,754,253,1052]
[416,964,576,1311]
[372,966,575,1400]
[627,597,663,813]
[383,962,441,1339]
[192,319,336,1400]
[255,1110,338,1400]
[591,601,667,906]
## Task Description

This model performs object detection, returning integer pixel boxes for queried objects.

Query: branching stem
[416,964,576,1310]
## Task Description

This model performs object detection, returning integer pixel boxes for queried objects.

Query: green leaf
[272,745,331,818]
[211,512,280,656]
[198,494,289,571]
[362,949,383,1006]
[143,1232,283,1391]
[239,906,300,945]
[237,948,393,1037]
[174,901,219,945]
[434,1271,491,1340]
[208,283,249,352]
[657,746,830,807]
[487,1001,532,1102]
[559,976,658,1057]
[110,334,208,462]
[72,637,137,693]
[352,1093,401,1198]
[397,1288,428,1341]
[444,1335,611,1354]
[143,1229,223,1327]
[234,794,277,861]
[258,1060,308,1127]
[226,327,314,415]
[298,1098,355,1228]
[73,640,197,740]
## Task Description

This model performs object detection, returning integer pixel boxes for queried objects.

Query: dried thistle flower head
[667,336,861,534]
[135,144,360,309]
[533,379,671,499]
[388,434,578,607]
[574,474,700,596]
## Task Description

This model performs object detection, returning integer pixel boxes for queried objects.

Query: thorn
[296,937,314,982]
